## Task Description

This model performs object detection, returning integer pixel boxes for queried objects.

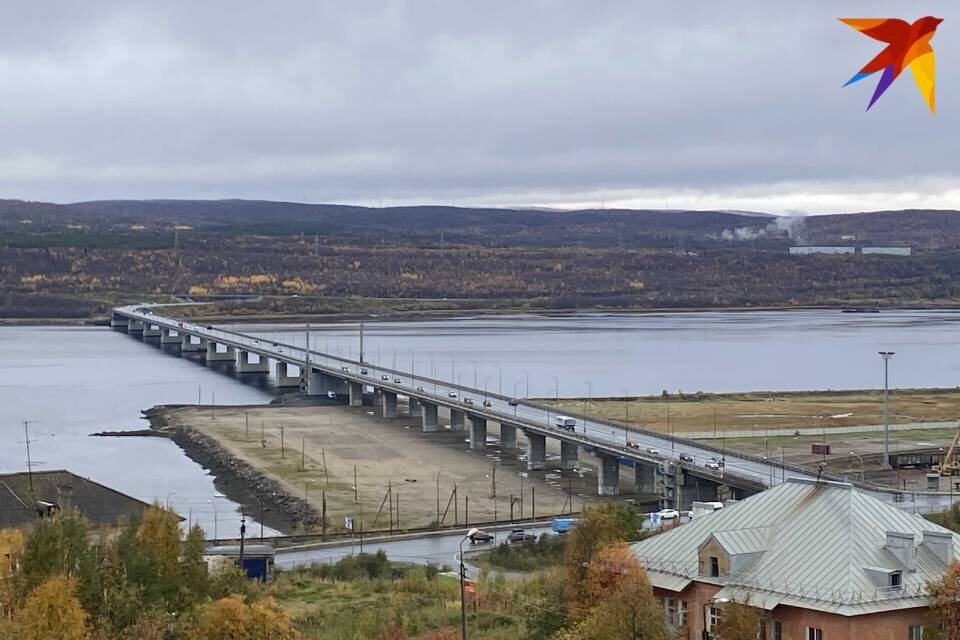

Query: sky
[0,2,957,213]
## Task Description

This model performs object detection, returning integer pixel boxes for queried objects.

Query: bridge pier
[598,453,621,496]
[635,463,657,495]
[380,391,398,418]
[525,432,546,471]
[421,402,439,432]
[160,328,181,344]
[450,409,466,431]
[205,342,236,361]
[142,323,161,338]
[235,350,269,373]
[469,416,487,451]
[127,319,144,333]
[408,398,421,417]
[110,313,128,328]
[560,441,578,470]
[182,334,206,352]
[274,361,300,387]
[499,423,517,448]
[348,381,363,407]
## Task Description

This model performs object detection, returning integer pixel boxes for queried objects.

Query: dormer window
[710,556,720,577]
[890,571,902,589]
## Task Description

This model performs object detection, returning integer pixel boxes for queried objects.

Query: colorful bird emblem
[840,17,943,113]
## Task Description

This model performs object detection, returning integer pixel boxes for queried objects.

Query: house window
[772,621,782,640]
[909,626,924,640]
[890,571,902,589]
[665,598,675,625]
[710,556,720,577]
[707,606,721,633]
[678,600,687,626]
[806,628,823,640]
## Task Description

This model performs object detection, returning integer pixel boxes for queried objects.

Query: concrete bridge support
[560,442,578,470]
[160,328,181,344]
[182,334,206,352]
[598,453,621,496]
[450,409,466,431]
[206,342,236,361]
[236,350,269,373]
[525,432,546,471]
[127,319,144,333]
[469,416,487,451]
[380,391,398,418]
[142,324,161,338]
[348,381,364,407]
[499,423,517,449]
[408,398,421,417]
[110,313,128,328]
[635,464,657,495]
[274,361,300,387]
[421,403,439,432]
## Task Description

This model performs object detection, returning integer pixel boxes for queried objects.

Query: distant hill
[2,199,960,249]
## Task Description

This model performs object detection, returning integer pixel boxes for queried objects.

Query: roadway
[114,305,955,512]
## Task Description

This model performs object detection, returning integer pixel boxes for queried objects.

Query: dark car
[360,369,369,375]
[507,529,537,544]
[469,530,494,544]
[381,375,390,381]
[416,386,425,392]
[679,454,694,463]
[508,399,520,407]
[483,400,493,408]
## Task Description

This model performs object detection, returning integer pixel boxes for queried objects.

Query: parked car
[507,529,537,544]
[463,398,474,405]
[657,508,680,520]
[381,375,390,381]
[508,399,520,407]
[448,392,459,399]
[679,453,695,463]
[469,529,494,544]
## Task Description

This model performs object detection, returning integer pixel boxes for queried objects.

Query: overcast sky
[0,2,956,213]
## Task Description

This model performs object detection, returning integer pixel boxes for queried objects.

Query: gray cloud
[0,1,955,211]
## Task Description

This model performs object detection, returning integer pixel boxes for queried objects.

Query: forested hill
[2,199,959,249]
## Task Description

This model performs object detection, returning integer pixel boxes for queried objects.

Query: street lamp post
[521,370,530,397]
[207,499,219,540]
[879,351,895,469]
[850,451,865,482]
[620,387,630,446]
[582,381,592,433]
[459,528,479,640]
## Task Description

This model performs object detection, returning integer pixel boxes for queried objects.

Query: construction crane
[938,426,960,476]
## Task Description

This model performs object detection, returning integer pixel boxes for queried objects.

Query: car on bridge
[679,453,695,463]
[463,398,474,405]
[393,377,402,384]
[646,447,660,455]
[448,392,458,399]
[381,375,390,381]
[705,458,723,470]
[360,369,369,375]
[508,399,520,407]
[483,400,492,407]
[416,386,425,392]
[341,366,351,373]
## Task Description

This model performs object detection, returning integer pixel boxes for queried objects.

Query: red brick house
[631,478,958,639]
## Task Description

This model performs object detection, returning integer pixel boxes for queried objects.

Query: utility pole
[238,508,247,570]
[280,424,285,458]
[301,437,306,471]
[880,352,895,469]
[359,321,365,363]
[305,322,311,394]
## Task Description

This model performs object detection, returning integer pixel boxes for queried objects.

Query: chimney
[885,531,916,571]
[922,531,954,566]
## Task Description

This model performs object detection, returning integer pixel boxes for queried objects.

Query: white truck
[690,501,724,519]
[554,415,577,432]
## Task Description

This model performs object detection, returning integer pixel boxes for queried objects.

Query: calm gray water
[228,309,960,398]
[4,309,960,537]
[0,325,276,538]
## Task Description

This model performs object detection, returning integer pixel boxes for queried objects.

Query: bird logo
[840,17,943,113]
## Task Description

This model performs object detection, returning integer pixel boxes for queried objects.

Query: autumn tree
[563,503,641,617]
[17,575,88,640]
[927,559,960,639]
[177,523,210,609]
[192,595,300,640]
[716,599,762,640]
[138,504,181,578]
[0,529,23,619]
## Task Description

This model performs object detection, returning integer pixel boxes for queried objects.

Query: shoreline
[5,302,960,327]
[143,405,322,535]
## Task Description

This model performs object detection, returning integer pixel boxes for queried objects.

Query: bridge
[110,305,946,512]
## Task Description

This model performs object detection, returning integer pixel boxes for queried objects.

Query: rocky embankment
[143,405,322,535]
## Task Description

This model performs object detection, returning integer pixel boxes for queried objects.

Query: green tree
[177,524,210,609]
[716,599,762,640]
[17,513,101,616]
[518,568,567,640]
[137,504,181,578]
[17,575,88,640]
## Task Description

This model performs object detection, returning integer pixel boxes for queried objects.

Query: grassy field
[540,388,960,434]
